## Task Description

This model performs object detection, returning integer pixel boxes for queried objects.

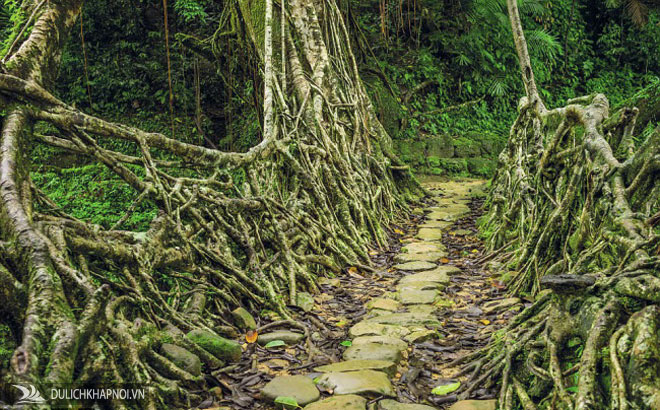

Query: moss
[466,157,497,177]
[438,158,468,175]
[186,329,241,362]
[0,325,15,370]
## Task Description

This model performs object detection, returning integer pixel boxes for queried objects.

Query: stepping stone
[397,281,441,291]
[343,343,403,363]
[393,261,437,272]
[378,399,438,409]
[367,298,401,312]
[367,308,395,318]
[366,313,441,328]
[349,322,410,338]
[160,343,202,376]
[448,400,496,410]
[482,298,522,314]
[401,242,445,254]
[427,211,462,222]
[394,251,447,263]
[399,268,457,286]
[261,375,320,406]
[399,288,439,305]
[405,305,437,315]
[415,228,444,241]
[258,330,305,346]
[352,336,408,352]
[404,330,436,343]
[419,220,453,230]
[315,360,397,376]
[304,395,367,410]
[316,370,395,397]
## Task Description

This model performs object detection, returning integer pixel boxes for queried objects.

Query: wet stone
[343,343,403,363]
[303,395,367,410]
[378,399,438,410]
[316,370,395,397]
[399,268,456,286]
[258,330,305,346]
[393,261,437,272]
[314,360,397,376]
[349,322,411,339]
[261,375,320,406]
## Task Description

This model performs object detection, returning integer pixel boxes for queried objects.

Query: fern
[527,29,562,60]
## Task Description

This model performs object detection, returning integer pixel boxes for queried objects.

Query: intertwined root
[458,93,660,409]
[0,0,422,407]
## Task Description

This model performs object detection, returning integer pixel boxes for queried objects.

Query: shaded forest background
[0,0,659,367]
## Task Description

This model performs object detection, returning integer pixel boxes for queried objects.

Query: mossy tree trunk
[0,0,422,407]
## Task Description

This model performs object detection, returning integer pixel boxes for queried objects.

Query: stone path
[258,179,505,410]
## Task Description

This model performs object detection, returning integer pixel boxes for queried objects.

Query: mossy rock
[426,134,455,158]
[466,158,496,177]
[160,343,202,376]
[186,329,242,362]
[438,158,468,175]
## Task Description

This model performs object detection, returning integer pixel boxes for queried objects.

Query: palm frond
[527,29,562,60]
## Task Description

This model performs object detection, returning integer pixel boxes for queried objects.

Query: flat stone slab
[415,228,444,241]
[349,322,411,338]
[419,220,453,230]
[317,370,395,397]
[352,336,408,352]
[366,313,441,328]
[378,399,438,410]
[399,288,439,305]
[448,400,496,410]
[394,251,447,263]
[450,229,473,236]
[427,210,462,222]
[304,395,367,410]
[398,281,441,291]
[401,242,445,254]
[367,298,401,312]
[343,343,403,363]
[393,261,437,272]
[315,360,396,376]
[262,375,320,406]
[404,329,436,343]
[405,305,437,315]
[399,268,456,286]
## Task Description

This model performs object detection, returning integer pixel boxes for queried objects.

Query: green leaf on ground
[264,340,286,348]
[274,396,300,408]
[432,381,461,395]
[340,340,352,347]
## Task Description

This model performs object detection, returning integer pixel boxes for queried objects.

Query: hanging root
[0,0,423,407]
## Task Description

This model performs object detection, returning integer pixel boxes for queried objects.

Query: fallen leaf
[264,340,286,348]
[340,340,352,347]
[348,266,358,274]
[274,396,300,408]
[440,258,450,263]
[480,319,491,325]
[245,330,258,344]
[432,381,461,395]
[394,228,404,235]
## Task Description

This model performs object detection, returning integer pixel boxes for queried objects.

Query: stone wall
[394,132,506,177]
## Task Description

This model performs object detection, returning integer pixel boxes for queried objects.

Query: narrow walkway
[235,180,523,410]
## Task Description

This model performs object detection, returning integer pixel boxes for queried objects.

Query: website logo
[12,384,46,405]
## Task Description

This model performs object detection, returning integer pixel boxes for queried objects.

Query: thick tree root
[0,0,423,407]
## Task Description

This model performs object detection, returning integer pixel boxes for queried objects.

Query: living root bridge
[0,0,422,407]
[456,90,660,409]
